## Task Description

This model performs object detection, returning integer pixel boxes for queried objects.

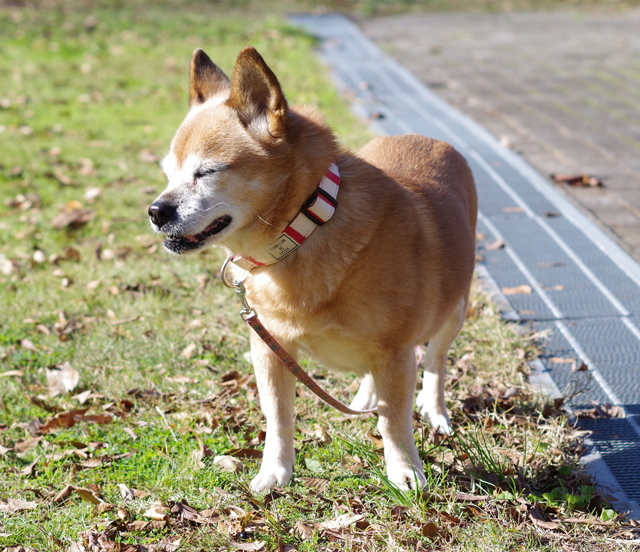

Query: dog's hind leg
[349,373,378,411]
[373,347,426,490]
[249,330,297,492]
[416,296,468,434]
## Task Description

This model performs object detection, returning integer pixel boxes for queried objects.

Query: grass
[1,1,639,551]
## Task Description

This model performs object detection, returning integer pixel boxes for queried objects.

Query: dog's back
[357,134,477,240]
[347,134,477,339]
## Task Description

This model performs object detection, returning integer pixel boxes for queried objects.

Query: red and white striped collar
[230,163,340,271]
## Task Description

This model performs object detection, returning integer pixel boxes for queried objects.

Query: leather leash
[220,256,377,415]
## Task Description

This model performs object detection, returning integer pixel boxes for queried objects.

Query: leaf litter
[6,360,636,552]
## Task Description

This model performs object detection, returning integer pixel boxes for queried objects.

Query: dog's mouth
[164,215,232,254]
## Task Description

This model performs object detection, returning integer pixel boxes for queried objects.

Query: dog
[148,46,477,492]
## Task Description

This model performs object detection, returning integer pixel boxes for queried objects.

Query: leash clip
[221,255,257,320]
[235,282,257,321]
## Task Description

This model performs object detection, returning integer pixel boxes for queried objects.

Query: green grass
[1,2,638,551]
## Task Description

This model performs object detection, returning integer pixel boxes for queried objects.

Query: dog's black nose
[148,201,177,229]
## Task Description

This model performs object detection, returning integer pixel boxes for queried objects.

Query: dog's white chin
[162,232,224,255]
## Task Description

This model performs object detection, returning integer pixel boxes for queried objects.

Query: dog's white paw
[386,462,427,491]
[250,462,293,492]
[425,412,453,435]
[416,390,453,435]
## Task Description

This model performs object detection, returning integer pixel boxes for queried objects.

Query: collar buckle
[301,187,338,227]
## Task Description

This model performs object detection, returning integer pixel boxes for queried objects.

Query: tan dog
[149,46,477,491]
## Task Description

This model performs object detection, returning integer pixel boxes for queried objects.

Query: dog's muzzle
[148,199,232,254]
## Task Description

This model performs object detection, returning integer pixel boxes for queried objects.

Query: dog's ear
[227,46,288,142]
[189,49,231,107]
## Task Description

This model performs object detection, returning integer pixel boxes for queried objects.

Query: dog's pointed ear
[189,49,231,107]
[227,46,288,141]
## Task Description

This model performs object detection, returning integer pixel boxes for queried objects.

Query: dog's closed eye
[193,164,230,181]
[194,167,218,180]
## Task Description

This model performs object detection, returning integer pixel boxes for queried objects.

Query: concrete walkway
[363,10,640,262]
[291,12,640,518]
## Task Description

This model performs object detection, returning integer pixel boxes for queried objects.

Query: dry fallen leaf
[502,285,532,295]
[52,202,93,230]
[314,424,332,445]
[32,250,46,264]
[19,338,37,351]
[529,507,559,530]
[46,361,80,397]
[12,436,42,454]
[144,500,168,520]
[551,173,602,187]
[297,477,329,492]
[128,519,167,531]
[317,513,365,531]
[367,433,384,449]
[72,389,93,404]
[571,361,588,373]
[72,486,103,504]
[214,455,245,473]
[0,370,24,378]
[53,170,75,186]
[0,256,14,275]
[181,343,197,359]
[295,520,315,539]
[19,457,38,476]
[53,485,74,503]
[72,530,119,552]
[0,498,38,513]
[486,239,505,250]
[592,402,626,418]
[421,520,448,539]
[454,492,488,502]
[83,187,101,203]
[118,483,149,501]
[37,408,112,434]
[166,374,198,384]
[4,545,40,552]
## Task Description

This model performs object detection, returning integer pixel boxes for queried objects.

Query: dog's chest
[245,272,376,376]
[297,332,372,376]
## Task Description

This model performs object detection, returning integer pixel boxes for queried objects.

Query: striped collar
[230,163,340,271]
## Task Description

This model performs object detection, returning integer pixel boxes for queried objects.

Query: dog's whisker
[203,201,231,213]
[256,214,273,227]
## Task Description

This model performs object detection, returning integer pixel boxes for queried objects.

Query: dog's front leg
[374,347,426,490]
[249,329,297,492]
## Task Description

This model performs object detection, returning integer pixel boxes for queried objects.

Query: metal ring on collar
[220,255,249,288]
